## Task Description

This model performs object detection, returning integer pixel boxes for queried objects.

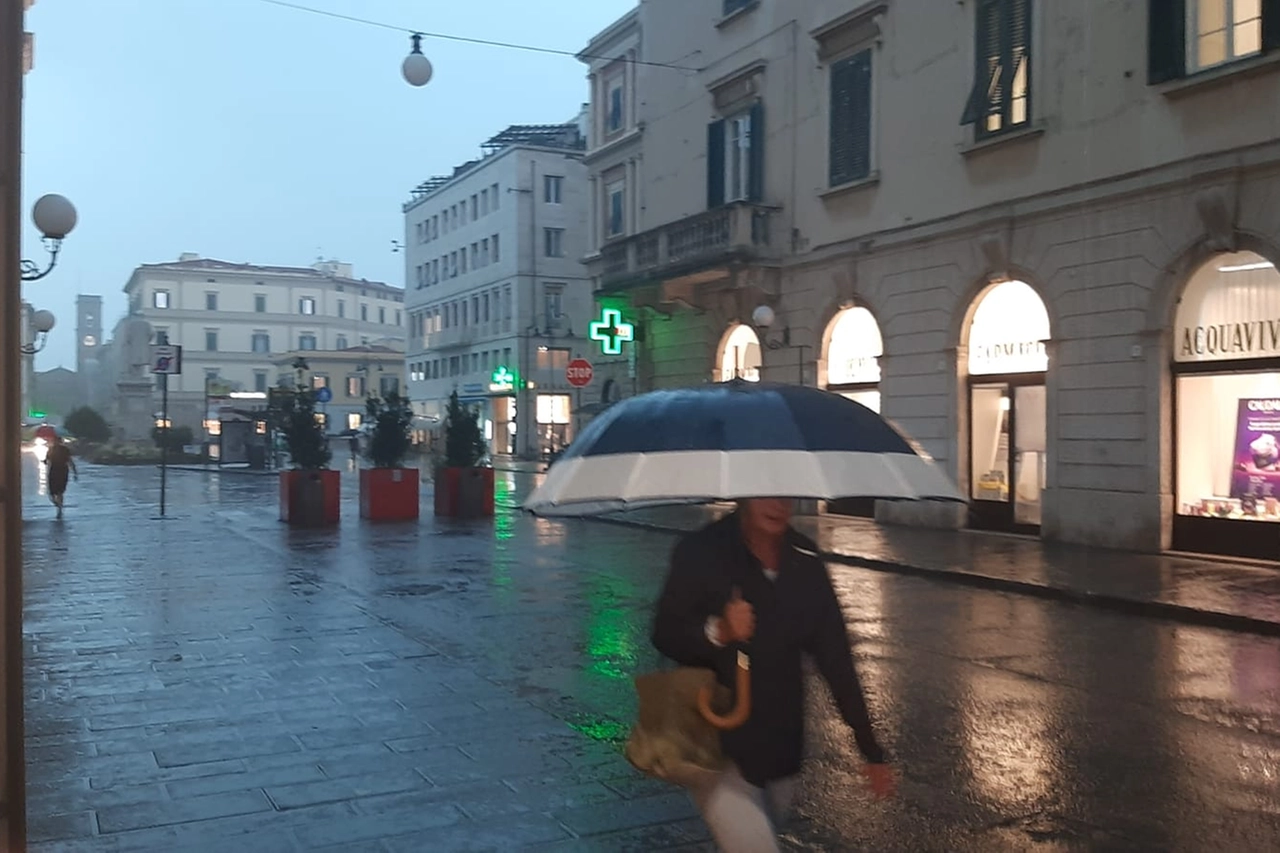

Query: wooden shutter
[747,102,765,202]
[1147,0,1187,84]
[707,119,726,209]
[1009,0,1031,126]
[830,50,872,186]
[963,0,1003,128]
[1264,0,1280,53]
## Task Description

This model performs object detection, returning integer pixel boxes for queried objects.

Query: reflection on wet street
[19,461,1280,851]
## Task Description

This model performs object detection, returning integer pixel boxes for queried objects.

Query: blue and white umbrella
[524,380,964,517]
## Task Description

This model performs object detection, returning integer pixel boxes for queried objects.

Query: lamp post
[20,193,76,281]
[752,305,806,386]
[20,308,54,355]
[2,7,81,847]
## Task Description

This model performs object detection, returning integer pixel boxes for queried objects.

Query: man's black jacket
[651,513,886,786]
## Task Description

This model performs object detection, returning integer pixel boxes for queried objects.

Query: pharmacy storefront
[1172,251,1280,559]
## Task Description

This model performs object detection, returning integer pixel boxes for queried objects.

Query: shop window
[1173,252,1280,542]
[960,0,1032,139]
[719,324,762,382]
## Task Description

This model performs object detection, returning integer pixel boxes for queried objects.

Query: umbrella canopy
[33,424,60,443]
[525,380,963,516]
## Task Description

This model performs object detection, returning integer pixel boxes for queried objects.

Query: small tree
[272,387,332,470]
[65,406,111,443]
[364,393,414,469]
[444,390,487,469]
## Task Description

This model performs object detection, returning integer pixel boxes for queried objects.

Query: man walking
[44,435,78,520]
[652,498,894,851]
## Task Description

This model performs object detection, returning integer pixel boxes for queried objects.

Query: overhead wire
[255,0,702,72]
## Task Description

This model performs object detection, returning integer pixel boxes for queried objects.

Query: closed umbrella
[525,380,963,736]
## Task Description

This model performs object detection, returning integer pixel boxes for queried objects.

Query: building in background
[75,294,105,409]
[271,343,405,436]
[579,0,1280,559]
[108,254,405,431]
[402,118,590,460]
[31,367,80,420]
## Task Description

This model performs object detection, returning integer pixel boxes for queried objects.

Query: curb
[579,514,1280,639]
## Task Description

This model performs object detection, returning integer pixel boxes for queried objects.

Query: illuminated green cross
[589,308,634,356]
[490,365,515,390]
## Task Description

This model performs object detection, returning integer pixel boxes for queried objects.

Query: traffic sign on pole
[566,358,594,388]
[152,345,183,375]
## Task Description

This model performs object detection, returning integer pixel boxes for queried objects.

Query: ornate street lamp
[753,304,806,385]
[20,193,76,281]
[19,308,53,355]
[401,33,433,87]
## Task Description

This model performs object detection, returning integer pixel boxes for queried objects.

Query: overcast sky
[20,0,635,369]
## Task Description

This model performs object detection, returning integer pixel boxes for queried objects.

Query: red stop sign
[566,358,594,388]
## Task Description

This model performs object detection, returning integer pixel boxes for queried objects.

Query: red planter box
[434,467,495,518]
[360,468,420,521]
[279,469,340,527]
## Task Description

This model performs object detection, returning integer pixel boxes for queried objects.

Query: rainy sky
[20,0,634,369]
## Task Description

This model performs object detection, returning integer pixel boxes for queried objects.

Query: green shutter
[748,102,765,202]
[1265,0,1280,53]
[830,50,872,186]
[707,119,726,209]
[1148,0,1187,84]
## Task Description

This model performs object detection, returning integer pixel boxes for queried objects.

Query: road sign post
[151,345,183,516]
[565,358,593,388]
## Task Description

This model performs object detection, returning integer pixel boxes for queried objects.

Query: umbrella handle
[698,650,750,730]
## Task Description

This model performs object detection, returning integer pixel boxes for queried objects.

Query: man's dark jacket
[651,513,886,787]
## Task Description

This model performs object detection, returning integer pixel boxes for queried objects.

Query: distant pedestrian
[44,436,78,520]
[652,499,895,851]
[349,434,360,464]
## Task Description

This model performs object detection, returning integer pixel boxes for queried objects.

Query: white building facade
[402,122,592,460]
[581,0,1280,560]
[115,255,405,431]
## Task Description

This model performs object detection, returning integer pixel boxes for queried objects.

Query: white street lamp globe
[402,51,433,87]
[31,309,56,334]
[32,194,77,240]
[751,304,776,329]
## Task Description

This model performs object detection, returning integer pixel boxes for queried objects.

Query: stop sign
[566,358,594,388]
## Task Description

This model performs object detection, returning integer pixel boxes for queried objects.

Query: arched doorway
[1172,250,1280,559]
[965,280,1050,533]
[718,324,761,382]
[824,306,883,517]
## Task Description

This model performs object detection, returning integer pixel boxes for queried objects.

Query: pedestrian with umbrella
[526,380,964,851]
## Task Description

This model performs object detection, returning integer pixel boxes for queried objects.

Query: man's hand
[717,587,755,644]
[861,763,896,800]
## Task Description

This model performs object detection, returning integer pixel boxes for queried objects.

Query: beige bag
[624,667,731,789]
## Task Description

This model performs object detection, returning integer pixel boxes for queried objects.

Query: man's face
[740,498,793,538]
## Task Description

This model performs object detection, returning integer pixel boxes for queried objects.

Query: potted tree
[359,393,419,521]
[273,383,339,527]
[434,390,494,517]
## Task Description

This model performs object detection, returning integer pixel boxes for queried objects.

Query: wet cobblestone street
[19,461,1280,851]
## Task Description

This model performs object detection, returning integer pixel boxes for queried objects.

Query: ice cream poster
[1230,398,1280,499]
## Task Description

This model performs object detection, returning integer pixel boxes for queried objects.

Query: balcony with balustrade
[590,202,783,296]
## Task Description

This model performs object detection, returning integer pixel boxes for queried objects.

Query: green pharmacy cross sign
[490,365,516,392]
[589,308,635,356]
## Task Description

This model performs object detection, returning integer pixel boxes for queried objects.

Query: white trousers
[690,764,798,853]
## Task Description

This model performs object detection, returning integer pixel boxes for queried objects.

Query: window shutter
[747,102,765,202]
[962,0,1002,125]
[1265,0,1280,53]
[1147,0,1186,84]
[830,51,872,186]
[707,119,726,209]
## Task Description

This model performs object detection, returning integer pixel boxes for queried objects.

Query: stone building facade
[580,0,1280,559]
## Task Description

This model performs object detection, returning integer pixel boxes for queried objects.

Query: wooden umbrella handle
[698,650,751,730]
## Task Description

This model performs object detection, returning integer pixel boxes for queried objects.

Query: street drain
[381,583,446,598]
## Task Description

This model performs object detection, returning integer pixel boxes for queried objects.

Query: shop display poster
[1230,398,1280,499]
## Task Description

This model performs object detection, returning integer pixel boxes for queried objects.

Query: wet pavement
[19,458,1280,851]
[597,505,1280,635]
